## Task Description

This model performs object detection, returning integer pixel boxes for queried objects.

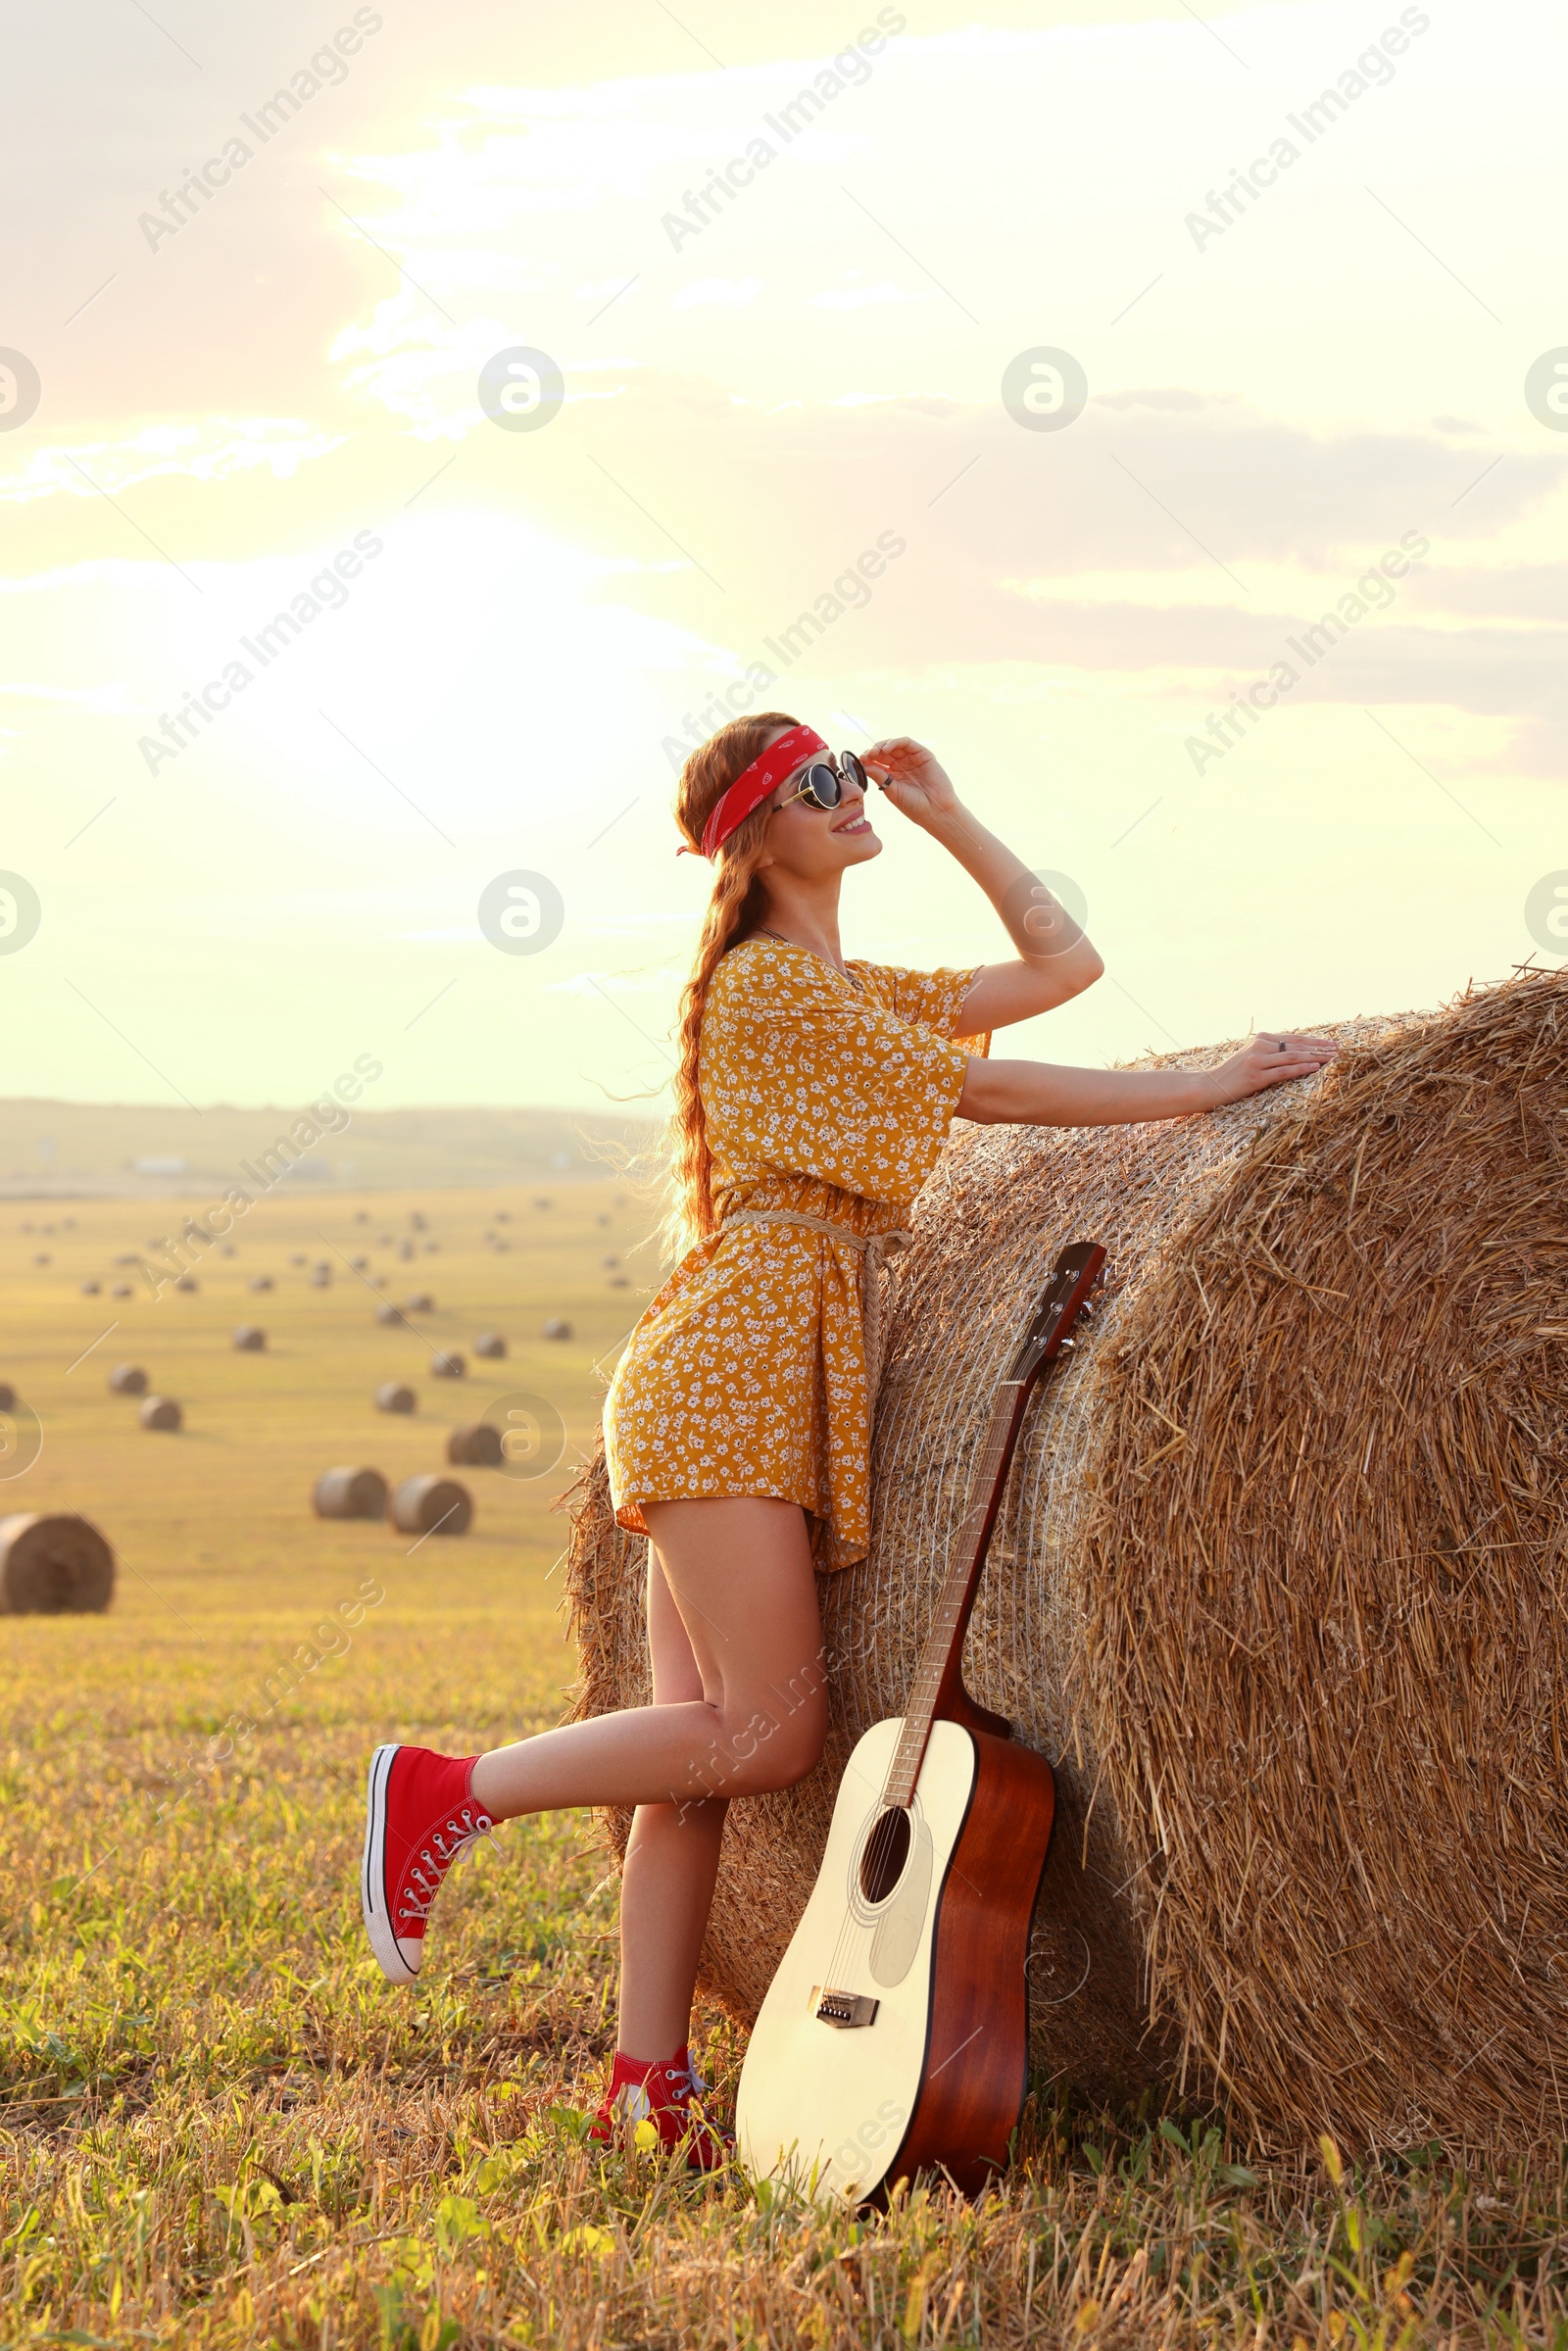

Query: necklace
[755,928,858,986]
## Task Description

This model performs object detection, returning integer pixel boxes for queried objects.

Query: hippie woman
[360,717,1336,2163]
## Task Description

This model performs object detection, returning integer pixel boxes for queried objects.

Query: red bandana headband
[691,724,827,858]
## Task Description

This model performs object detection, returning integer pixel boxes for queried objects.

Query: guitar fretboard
[880,1381,1023,1809]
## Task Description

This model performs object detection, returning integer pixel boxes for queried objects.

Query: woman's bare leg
[469,1498,827,2061]
[469,1495,827,1818]
[614,1546,727,2060]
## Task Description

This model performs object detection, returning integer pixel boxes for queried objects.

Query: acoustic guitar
[735,1239,1105,2203]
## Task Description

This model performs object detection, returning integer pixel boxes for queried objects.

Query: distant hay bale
[390,1474,471,1537]
[375,1382,416,1415]
[250,1274,274,1294]
[407,1292,435,1314]
[313,1466,388,1520]
[139,1396,182,1433]
[542,1317,572,1342]
[232,1326,267,1352]
[173,1277,197,1294]
[0,1383,14,1412]
[309,1263,331,1288]
[0,1513,115,1614]
[376,1303,406,1327]
[473,1333,507,1360]
[108,1364,148,1396]
[448,1424,504,1467]
[564,970,1568,2156]
[111,1283,133,1299]
[80,1279,101,1297]
[430,1351,466,1380]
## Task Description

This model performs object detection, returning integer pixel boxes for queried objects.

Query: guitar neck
[880,1376,1035,1809]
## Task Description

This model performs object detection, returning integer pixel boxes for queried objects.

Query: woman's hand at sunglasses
[861,738,962,830]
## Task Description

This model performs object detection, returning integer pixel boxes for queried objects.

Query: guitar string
[815,1382,1022,2003]
[812,1263,1094,2009]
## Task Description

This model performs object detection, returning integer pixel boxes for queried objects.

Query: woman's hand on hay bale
[1209,1030,1339,1104]
[957,1029,1337,1126]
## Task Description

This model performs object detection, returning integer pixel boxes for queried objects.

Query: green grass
[2,1188,1566,2346]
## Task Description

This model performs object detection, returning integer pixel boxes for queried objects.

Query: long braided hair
[664,712,800,1257]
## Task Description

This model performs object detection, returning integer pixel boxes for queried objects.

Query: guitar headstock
[1004,1241,1106,1386]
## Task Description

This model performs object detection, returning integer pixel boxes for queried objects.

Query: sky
[1,0,1564,1117]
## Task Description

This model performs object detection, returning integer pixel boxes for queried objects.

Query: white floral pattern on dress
[604,938,986,1569]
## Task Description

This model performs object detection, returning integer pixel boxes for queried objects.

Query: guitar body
[736,1713,1055,2202]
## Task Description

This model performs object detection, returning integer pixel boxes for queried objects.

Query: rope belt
[717,1208,914,1415]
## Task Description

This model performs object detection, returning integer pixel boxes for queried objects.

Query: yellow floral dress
[604,937,987,1570]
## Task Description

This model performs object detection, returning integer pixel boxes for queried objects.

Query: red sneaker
[589,2044,731,2172]
[361,1743,492,1983]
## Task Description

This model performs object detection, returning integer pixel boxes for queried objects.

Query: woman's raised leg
[362,1498,828,1990]
[467,1496,827,1818]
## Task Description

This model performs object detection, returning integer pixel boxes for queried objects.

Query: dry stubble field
[1,1184,1566,2348]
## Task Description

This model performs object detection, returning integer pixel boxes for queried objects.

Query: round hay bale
[389,1474,471,1537]
[309,1262,331,1288]
[0,1513,114,1614]
[249,1274,273,1293]
[80,1278,101,1296]
[565,971,1568,2156]
[374,1382,416,1415]
[108,1363,148,1396]
[139,1395,182,1433]
[406,1292,435,1314]
[376,1303,406,1327]
[447,1423,504,1467]
[232,1325,267,1351]
[111,1283,132,1299]
[0,1382,14,1412]
[473,1332,507,1360]
[430,1350,466,1380]
[173,1276,197,1294]
[542,1317,572,1342]
[313,1465,388,1520]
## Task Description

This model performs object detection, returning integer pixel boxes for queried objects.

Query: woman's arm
[956,1028,1338,1125]
[861,736,1102,1029]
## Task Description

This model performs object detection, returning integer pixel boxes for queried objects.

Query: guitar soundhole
[859,1805,912,1904]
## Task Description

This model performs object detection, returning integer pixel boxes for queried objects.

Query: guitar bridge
[810,1984,880,2030]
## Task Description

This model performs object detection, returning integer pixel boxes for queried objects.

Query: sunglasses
[775,749,870,814]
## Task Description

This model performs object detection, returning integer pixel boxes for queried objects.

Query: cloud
[0,419,345,507]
